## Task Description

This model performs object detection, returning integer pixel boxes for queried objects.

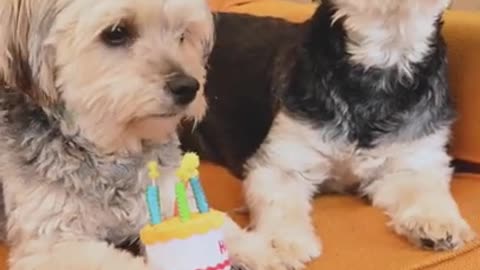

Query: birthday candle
[178,152,209,213]
[146,185,162,224]
[175,181,191,222]
[146,161,162,225]
[190,176,209,213]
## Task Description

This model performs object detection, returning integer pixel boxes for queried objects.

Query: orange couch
[199,1,480,269]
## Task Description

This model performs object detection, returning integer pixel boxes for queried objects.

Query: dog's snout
[166,74,200,105]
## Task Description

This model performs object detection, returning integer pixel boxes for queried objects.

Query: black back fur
[180,13,306,177]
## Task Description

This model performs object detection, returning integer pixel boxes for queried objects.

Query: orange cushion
[200,163,480,270]
[207,0,480,164]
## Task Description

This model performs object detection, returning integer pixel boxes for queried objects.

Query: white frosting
[145,228,230,270]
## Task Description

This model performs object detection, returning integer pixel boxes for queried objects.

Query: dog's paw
[269,230,322,270]
[223,212,321,270]
[227,231,321,270]
[227,232,283,270]
[392,208,476,251]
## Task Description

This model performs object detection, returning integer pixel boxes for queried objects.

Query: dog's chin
[127,114,183,144]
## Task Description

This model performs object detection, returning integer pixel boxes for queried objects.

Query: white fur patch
[331,0,451,76]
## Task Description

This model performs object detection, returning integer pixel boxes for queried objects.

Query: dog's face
[0,0,214,153]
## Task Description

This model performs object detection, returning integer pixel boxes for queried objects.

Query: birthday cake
[140,211,230,270]
[141,153,231,270]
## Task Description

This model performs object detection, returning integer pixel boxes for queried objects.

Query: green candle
[175,181,191,222]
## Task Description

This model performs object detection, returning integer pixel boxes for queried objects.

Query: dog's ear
[0,0,58,106]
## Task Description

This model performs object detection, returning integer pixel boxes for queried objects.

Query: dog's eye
[101,24,131,47]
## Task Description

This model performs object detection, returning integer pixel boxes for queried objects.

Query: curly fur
[0,1,251,270]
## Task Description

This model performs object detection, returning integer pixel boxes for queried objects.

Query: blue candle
[146,184,162,224]
[190,176,209,213]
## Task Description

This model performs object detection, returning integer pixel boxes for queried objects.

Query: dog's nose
[166,74,200,105]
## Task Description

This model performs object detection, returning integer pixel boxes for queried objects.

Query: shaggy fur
[181,0,476,269]
[0,1,255,270]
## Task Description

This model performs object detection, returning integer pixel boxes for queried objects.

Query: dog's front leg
[364,131,476,250]
[9,239,149,270]
[223,164,321,270]
[224,115,324,270]
[251,165,321,268]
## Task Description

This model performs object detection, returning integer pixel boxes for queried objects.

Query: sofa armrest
[208,0,317,23]
[442,12,480,164]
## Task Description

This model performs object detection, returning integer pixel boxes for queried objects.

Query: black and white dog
[181,0,476,269]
